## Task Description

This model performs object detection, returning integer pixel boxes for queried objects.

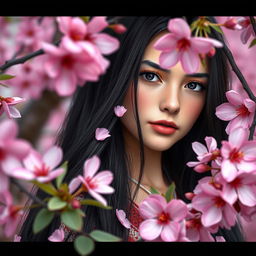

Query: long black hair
[19,16,245,241]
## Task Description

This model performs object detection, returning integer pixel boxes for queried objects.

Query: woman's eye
[185,81,205,92]
[140,72,160,82]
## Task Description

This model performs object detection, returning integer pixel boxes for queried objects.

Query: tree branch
[249,16,256,37]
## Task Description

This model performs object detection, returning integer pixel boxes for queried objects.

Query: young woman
[19,16,245,242]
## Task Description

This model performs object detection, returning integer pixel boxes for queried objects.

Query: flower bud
[109,24,127,34]
[194,164,210,173]
[224,18,242,30]
[71,199,81,209]
[207,47,216,57]
[185,192,195,200]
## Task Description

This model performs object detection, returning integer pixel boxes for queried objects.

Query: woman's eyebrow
[141,60,209,78]
[141,60,170,73]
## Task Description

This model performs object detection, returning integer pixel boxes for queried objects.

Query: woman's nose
[159,87,180,114]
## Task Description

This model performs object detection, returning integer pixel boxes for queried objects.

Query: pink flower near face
[221,127,256,182]
[69,155,114,206]
[48,228,65,242]
[9,146,64,183]
[215,90,256,135]
[0,96,25,119]
[0,190,23,238]
[116,209,131,229]
[153,18,223,74]
[192,181,237,229]
[139,194,188,241]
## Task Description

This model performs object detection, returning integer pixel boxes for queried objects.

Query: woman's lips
[149,121,178,135]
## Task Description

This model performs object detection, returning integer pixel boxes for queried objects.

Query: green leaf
[209,24,224,34]
[56,161,68,189]
[74,236,95,256]
[89,230,122,242]
[32,181,58,196]
[61,209,83,231]
[80,199,112,210]
[165,182,176,202]
[249,38,256,48]
[48,196,67,211]
[33,208,54,234]
[150,187,160,194]
[0,74,15,81]
[0,83,9,88]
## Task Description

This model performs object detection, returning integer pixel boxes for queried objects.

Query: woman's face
[121,32,209,152]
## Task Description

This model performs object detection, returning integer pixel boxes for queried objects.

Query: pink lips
[149,120,178,135]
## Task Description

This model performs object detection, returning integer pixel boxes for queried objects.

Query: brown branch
[249,16,256,37]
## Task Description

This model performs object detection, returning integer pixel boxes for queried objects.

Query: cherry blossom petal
[228,127,249,148]
[43,146,63,170]
[88,188,107,206]
[244,98,256,113]
[215,103,237,121]
[11,168,35,180]
[221,183,238,205]
[91,33,119,55]
[166,199,188,222]
[153,34,178,52]
[92,170,113,185]
[93,184,115,194]
[48,228,65,242]
[83,155,100,178]
[205,137,217,152]
[161,221,180,241]
[221,159,238,182]
[241,141,256,161]
[199,228,215,242]
[222,204,237,227]
[139,198,164,219]
[0,119,17,142]
[95,128,111,141]
[55,69,77,96]
[0,172,9,192]
[56,17,72,35]
[47,167,65,181]
[168,18,191,38]
[201,206,222,227]
[190,38,213,53]
[192,194,213,212]
[7,106,21,118]
[226,90,243,105]
[180,49,200,74]
[237,185,256,207]
[69,177,82,194]
[116,209,131,229]
[23,150,42,171]
[114,105,127,117]
[61,36,83,54]
[159,50,180,69]
[139,219,163,241]
[6,139,31,159]
[192,141,208,156]
[87,16,108,34]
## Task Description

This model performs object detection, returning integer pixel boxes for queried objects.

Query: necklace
[129,177,152,195]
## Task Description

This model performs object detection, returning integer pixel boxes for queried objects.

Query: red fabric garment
[128,201,144,242]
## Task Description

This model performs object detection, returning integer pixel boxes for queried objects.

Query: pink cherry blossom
[237,16,256,44]
[57,16,119,55]
[215,236,226,242]
[95,128,111,141]
[139,194,188,241]
[185,207,218,242]
[218,171,256,207]
[69,155,114,206]
[42,41,108,96]
[153,18,223,73]
[0,96,26,119]
[220,127,256,182]
[192,180,237,229]
[215,90,256,135]
[13,234,21,242]
[9,146,65,183]
[116,209,131,229]
[48,228,65,242]
[187,136,221,171]
[0,190,23,237]
[114,105,127,117]
[0,119,31,190]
